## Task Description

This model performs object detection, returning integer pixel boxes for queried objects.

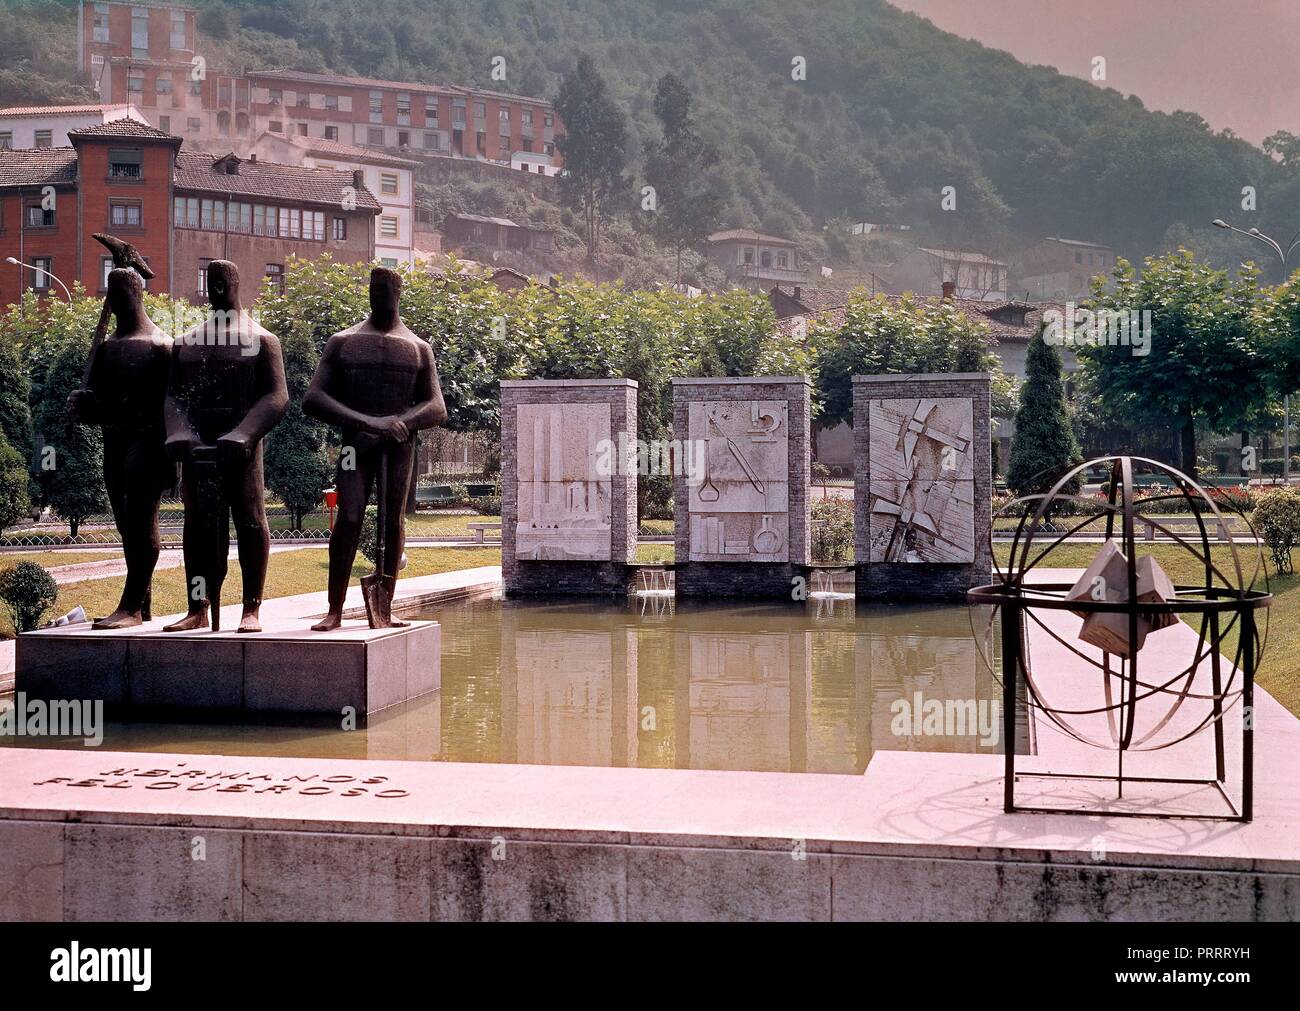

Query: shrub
[359,505,379,566]
[470,495,501,516]
[1252,487,1300,574]
[0,560,59,633]
[811,497,854,563]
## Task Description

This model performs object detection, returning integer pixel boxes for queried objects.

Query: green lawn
[0,550,124,570]
[994,543,1299,719]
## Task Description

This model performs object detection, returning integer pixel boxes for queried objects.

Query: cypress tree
[1007,329,1083,497]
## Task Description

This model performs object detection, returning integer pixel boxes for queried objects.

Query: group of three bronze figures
[70,246,446,635]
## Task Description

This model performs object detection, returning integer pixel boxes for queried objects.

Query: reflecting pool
[3,594,1009,772]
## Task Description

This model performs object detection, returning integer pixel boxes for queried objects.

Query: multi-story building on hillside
[0,120,379,307]
[706,229,806,288]
[1010,236,1115,301]
[76,1,562,172]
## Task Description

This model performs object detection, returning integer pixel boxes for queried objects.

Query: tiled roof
[775,293,1063,344]
[173,151,382,211]
[0,148,78,188]
[448,212,520,228]
[0,103,135,119]
[708,228,797,246]
[282,134,418,168]
[769,284,850,317]
[68,120,180,143]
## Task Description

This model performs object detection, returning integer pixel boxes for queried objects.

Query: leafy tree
[554,55,628,259]
[0,430,31,531]
[812,293,1002,428]
[263,327,332,531]
[33,342,108,539]
[1079,251,1268,477]
[642,73,724,282]
[1006,329,1083,496]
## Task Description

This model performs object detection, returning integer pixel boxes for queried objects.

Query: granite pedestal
[14,616,440,720]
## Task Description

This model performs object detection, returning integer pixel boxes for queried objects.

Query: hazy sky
[891,0,1300,146]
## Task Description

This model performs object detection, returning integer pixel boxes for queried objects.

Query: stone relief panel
[868,397,975,563]
[686,400,789,562]
[516,402,612,561]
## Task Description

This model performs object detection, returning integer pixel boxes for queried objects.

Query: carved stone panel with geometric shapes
[686,400,789,562]
[516,402,613,561]
[867,397,975,563]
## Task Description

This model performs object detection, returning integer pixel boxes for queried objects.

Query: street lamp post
[4,256,72,302]
[1211,219,1297,483]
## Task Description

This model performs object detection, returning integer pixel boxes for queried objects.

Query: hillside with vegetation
[4,0,1299,281]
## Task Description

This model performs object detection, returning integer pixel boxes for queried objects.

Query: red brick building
[0,121,379,307]
[77,1,562,171]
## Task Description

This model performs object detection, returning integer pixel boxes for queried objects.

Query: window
[110,202,142,228]
[219,81,232,105]
[156,77,171,95]
[229,202,252,233]
[369,90,383,123]
[266,263,285,294]
[279,206,302,239]
[423,132,441,151]
[297,123,308,136]
[777,251,788,268]
[132,7,149,59]
[324,125,338,140]
[521,110,532,126]
[189,81,202,97]
[200,199,226,230]
[424,97,438,127]
[269,89,283,105]
[34,130,52,149]
[380,173,399,194]
[743,247,754,265]
[380,258,398,268]
[170,10,186,50]
[544,113,553,128]
[499,134,511,153]
[128,74,144,94]
[397,93,411,125]
[0,132,11,150]
[253,204,278,237]
[108,148,143,178]
[297,93,310,108]
[760,250,772,268]
[93,3,109,43]
[159,115,170,133]
[197,257,211,296]
[367,126,384,146]
[332,216,347,241]
[26,204,55,228]
[543,142,554,156]
[452,99,466,127]
[499,107,510,125]
[397,130,410,147]
[1075,252,1083,265]
[30,257,52,291]
[187,117,201,132]
[325,94,339,111]
[474,101,486,121]
[174,196,198,228]
[380,216,399,238]
[268,120,283,133]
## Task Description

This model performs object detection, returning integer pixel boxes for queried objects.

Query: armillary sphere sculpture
[968,456,1271,821]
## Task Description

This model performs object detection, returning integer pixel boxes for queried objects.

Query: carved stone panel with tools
[686,400,789,562]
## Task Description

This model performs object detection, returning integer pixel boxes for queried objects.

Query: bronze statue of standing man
[163,260,288,633]
[67,268,173,629]
[304,267,446,631]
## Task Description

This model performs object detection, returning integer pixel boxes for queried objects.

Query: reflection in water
[3,595,1005,774]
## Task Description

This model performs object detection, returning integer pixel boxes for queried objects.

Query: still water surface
[7,594,1004,773]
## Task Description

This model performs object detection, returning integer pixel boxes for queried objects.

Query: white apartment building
[0,103,148,150]
[252,132,417,266]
